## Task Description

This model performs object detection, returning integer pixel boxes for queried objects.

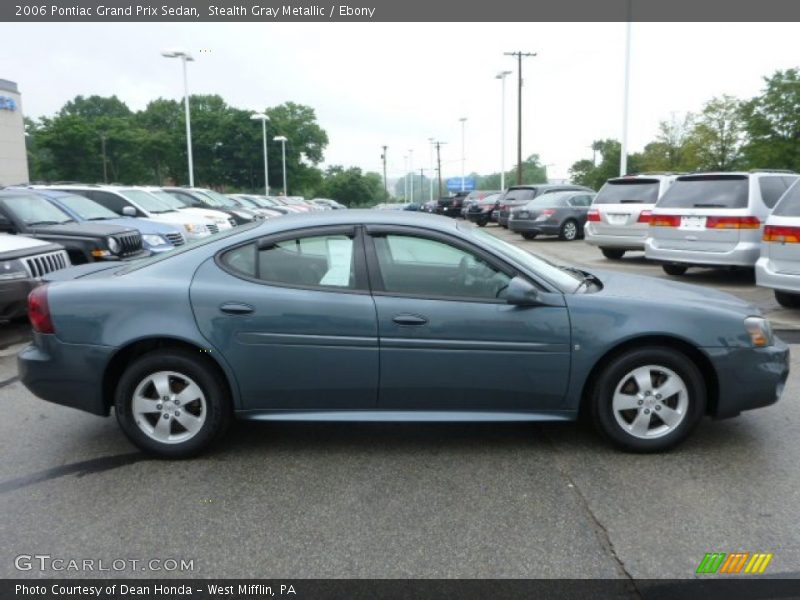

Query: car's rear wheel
[590,347,706,452]
[662,264,688,276]
[601,248,626,260]
[775,290,800,308]
[560,219,579,241]
[115,349,231,458]
[521,232,537,240]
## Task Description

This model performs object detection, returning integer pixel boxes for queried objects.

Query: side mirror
[505,276,542,306]
[122,206,137,217]
[0,215,15,233]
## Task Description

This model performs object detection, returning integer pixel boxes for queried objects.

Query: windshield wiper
[561,266,601,293]
[87,217,110,221]
[693,203,727,207]
[619,199,645,203]
[28,220,62,226]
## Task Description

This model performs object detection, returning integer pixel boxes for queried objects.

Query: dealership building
[0,79,30,186]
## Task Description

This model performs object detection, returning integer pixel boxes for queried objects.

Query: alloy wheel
[611,365,689,439]
[131,371,207,444]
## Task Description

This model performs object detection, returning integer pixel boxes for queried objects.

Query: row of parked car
[0,184,344,320]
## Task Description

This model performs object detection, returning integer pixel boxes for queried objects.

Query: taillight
[706,216,761,229]
[637,210,652,224]
[587,209,600,222]
[28,284,54,334]
[541,209,555,216]
[764,225,800,243]
[650,214,681,227]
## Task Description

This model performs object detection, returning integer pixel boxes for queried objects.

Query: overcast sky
[4,22,798,181]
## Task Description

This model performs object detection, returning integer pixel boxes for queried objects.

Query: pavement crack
[0,375,19,388]
[539,426,642,597]
[0,452,148,494]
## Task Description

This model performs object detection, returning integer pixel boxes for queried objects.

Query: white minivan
[646,171,798,276]
[584,174,677,259]
[756,179,800,307]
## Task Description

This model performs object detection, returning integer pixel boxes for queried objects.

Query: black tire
[477,219,488,227]
[775,290,800,308]
[559,219,579,241]
[521,232,538,240]
[115,349,232,458]
[590,347,706,453]
[601,248,626,260]
[662,263,688,276]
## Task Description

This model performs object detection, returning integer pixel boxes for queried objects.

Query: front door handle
[220,302,255,315]
[392,314,428,326]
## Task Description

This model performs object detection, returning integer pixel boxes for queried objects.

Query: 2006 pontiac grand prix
[18,211,789,457]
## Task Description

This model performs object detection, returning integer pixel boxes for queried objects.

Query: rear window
[594,179,660,204]
[772,180,800,217]
[504,188,537,202]
[656,175,749,209]
[758,176,791,209]
[526,195,570,208]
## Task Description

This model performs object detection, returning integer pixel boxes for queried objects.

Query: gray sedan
[508,191,595,240]
[18,211,787,457]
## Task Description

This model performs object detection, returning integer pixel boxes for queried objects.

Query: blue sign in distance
[446,177,475,192]
[0,96,17,111]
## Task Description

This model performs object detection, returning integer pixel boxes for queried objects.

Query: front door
[190,226,379,410]
[365,228,571,411]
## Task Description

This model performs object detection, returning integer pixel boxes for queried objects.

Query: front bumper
[645,238,761,267]
[0,278,34,320]
[755,256,800,294]
[704,338,790,418]
[584,226,646,250]
[466,211,492,224]
[508,219,560,235]
[18,333,116,416]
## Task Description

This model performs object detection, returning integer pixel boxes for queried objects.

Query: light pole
[427,137,435,202]
[620,0,633,176]
[250,113,270,195]
[459,117,467,191]
[505,51,537,185]
[495,71,512,190]
[273,135,288,196]
[408,149,414,203]
[403,154,408,199]
[161,48,195,187]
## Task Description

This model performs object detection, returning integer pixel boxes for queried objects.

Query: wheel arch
[579,335,719,417]
[102,337,239,413]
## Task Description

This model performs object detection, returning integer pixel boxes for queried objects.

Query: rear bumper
[0,278,34,320]
[645,238,760,267]
[755,256,800,293]
[584,225,646,250]
[705,338,790,419]
[508,220,560,235]
[18,334,116,416]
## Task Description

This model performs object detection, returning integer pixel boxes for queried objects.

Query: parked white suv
[585,174,677,259]
[756,179,800,307]
[646,171,799,275]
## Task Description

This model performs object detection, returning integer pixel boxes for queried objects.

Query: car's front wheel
[590,347,706,452]
[662,264,688,276]
[601,248,625,260]
[521,232,537,240]
[115,349,231,458]
[560,219,579,241]
[775,290,800,308]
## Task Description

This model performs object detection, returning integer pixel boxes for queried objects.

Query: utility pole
[419,167,425,202]
[505,51,537,185]
[434,141,445,198]
[100,133,108,183]
[620,0,633,176]
[381,145,388,199]
[408,149,414,203]
[428,137,435,202]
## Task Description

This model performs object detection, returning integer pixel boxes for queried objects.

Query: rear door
[763,180,800,273]
[364,226,571,411]
[591,178,660,238]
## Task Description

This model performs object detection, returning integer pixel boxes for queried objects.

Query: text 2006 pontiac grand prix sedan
[18,211,788,457]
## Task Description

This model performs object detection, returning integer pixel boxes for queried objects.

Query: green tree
[688,95,744,171]
[569,140,639,190]
[637,113,698,172]
[740,68,800,171]
[321,166,385,206]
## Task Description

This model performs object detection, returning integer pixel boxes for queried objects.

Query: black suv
[496,184,595,228]
[0,190,147,264]
[436,191,470,217]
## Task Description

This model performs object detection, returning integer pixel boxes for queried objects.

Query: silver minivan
[756,179,800,307]
[646,171,798,276]
[585,174,677,259]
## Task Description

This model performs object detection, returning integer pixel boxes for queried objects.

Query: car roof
[507,183,591,190]
[256,209,460,232]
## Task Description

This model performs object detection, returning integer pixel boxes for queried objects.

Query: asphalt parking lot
[1,227,799,580]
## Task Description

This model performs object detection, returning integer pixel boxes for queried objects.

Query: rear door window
[772,180,800,217]
[594,179,660,204]
[504,188,537,202]
[759,177,789,209]
[656,175,749,209]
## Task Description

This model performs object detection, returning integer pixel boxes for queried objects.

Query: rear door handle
[220,302,255,315]
[392,314,428,326]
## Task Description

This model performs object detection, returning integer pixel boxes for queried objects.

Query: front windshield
[2,194,74,225]
[58,194,120,220]
[118,189,176,214]
[147,190,187,210]
[197,189,238,208]
[280,197,306,205]
[461,223,583,291]
[478,194,501,205]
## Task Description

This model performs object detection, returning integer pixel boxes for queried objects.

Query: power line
[504,51,537,185]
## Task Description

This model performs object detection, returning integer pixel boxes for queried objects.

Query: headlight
[142,234,166,247]
[228,218,237,227]
[744,316,773,347]
[0,259,28,280]
[184,223,208,234]
[107,237,120,253]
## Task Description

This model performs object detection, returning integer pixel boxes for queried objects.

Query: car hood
[88,217,180,235]
[0,233,52,251]
[178,207,231,222]
[29,222,138,237]
[589,269,759,315]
